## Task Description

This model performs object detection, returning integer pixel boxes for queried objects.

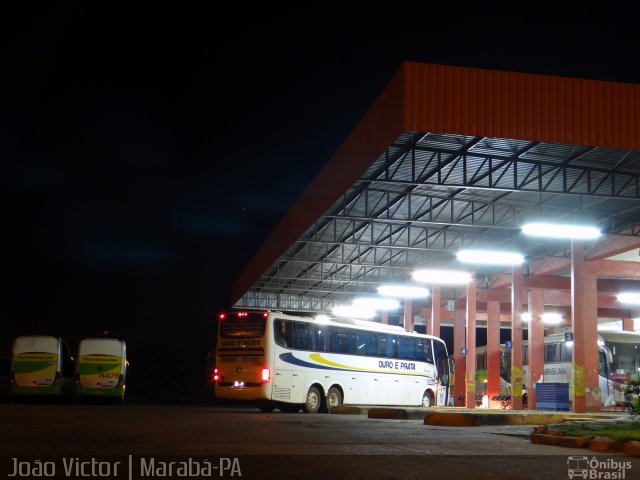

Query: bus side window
[274,319,286,347]
[398,336,415,360]
[356,332,376,356]
[309,325,330,352]
[377,336,388,357]
[333,328,354,354]
[560,342,573,362]
[416,339,433,364]
[292,321,310,350]
[433,340,447,362]
[545,343,559,363]
[598,351,608,377]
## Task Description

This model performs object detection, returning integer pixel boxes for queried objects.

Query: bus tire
[304,386,323,413]
[421,390,434,407]
[326,387,342,411]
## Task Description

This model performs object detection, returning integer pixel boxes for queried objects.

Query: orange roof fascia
[403,62,640,150]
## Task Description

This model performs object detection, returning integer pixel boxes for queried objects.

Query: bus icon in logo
[567,456,589,479]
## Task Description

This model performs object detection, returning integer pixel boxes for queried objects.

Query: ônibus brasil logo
[567,456,632,479]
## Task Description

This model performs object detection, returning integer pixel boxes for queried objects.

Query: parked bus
[475,344,512,402]
[10,335,74,399]
[522,331,640,407]
[75,338,127,402]
[213,310,451,413]
[476,331,640,407]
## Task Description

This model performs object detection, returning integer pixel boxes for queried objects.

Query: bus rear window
[220,313,267,339]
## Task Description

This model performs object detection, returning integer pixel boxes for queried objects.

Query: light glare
[456,249,524,265]
[332,305,376,319]
[521,222,601,239]
[412,269,472,285]
[377,285,430,298]
[541,312,563,324]
[352,297,400,311]
[617,293,640,305]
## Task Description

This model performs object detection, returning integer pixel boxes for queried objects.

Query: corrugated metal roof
[233,63,640,311]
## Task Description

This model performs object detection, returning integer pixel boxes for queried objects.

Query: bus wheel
[326,387,342,411]
[421,391,434,407]
[304,386,323,413]
[258,404,275,413]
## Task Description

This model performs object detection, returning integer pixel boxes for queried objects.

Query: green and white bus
[75,338,127,402]
[213,310,451,413]
[10,335,74,399]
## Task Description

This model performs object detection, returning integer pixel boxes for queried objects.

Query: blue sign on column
[565,332,573,342]
[505,341,512,349]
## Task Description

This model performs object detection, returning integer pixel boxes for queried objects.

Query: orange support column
[486,300,500,407]
[404,298,413,332]
[528,288,545,410]
[572,240,601,413]
[453,307,466,407]
[465,276,477,408]
[431,286,441,338]
[511,265,524,410]
[422,307,430,335]
[380,311,388,325]
[623,317,634,332]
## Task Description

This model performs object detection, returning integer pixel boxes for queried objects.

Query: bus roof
[256,310,444,340]
[543,330,640,344]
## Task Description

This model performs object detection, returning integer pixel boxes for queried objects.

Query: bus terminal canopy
[232,62,640,318]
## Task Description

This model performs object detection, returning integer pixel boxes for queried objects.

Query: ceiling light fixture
[412,269,472,285]
[331,305,376,319]
[541,312,563,325]
[521,222,601,239]
[617,292,640,305]
[456,249,525,265]
[352,297,400,311]
[377,285,430,298]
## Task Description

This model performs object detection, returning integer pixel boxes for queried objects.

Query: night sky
[3,6,640,402]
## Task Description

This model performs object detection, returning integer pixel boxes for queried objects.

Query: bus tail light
[261,367,271,383]
[212,368,220,383]
[115,374,125,388]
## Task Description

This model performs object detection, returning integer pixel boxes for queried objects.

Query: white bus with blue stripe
[213,311,451,413]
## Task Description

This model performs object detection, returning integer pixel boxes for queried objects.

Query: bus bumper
[214,384,271,401]
[75,386,125,398]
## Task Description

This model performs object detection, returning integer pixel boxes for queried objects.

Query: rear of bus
[11,335,66,397]
[213,311,272,403]
[75,338,127,402]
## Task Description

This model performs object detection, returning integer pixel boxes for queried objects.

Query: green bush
[626,380,640,420]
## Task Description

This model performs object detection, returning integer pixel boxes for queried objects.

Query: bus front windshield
[606,341,640,381]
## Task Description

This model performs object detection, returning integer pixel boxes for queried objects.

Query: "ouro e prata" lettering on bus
[378,360,416,371]
[221,340,261,347]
